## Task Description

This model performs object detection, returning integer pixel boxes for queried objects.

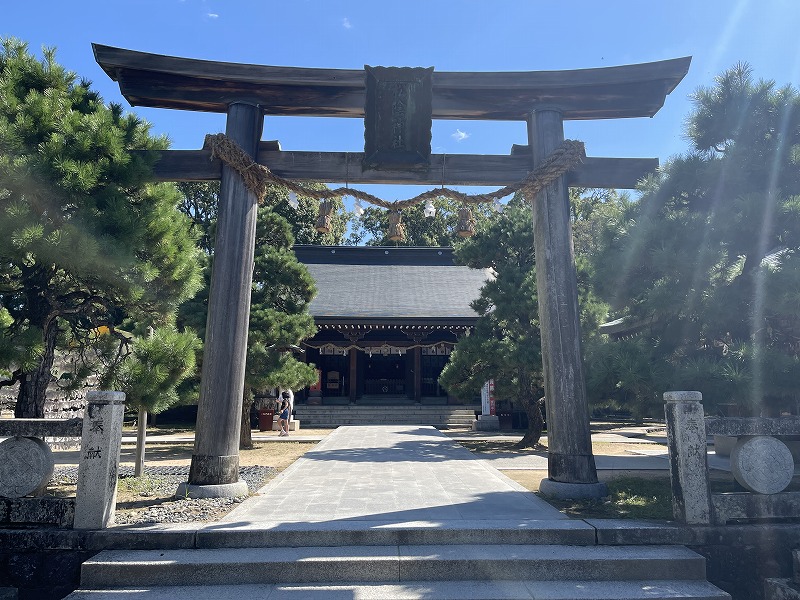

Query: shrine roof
[294,246,488,322]
[94,44,691,120]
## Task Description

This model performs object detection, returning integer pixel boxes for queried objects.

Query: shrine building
[294,245,487,407]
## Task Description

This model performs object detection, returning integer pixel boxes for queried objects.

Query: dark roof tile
[296,247,488,320]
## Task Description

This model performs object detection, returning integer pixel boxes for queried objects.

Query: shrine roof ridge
[293,245,458,266]
[93,44,691,120]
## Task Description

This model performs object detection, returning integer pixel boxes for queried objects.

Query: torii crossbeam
[95,44,690,499]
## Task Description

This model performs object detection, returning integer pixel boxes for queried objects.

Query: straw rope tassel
[315,199,334,233]
[457,205,476,237]
[387,210,405,242]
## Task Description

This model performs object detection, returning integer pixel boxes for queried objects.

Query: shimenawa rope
[203,133,585,209]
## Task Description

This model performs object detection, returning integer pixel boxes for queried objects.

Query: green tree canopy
[175,182,319,447]
[591,64,800,416]
[100,325,201,414]
[0,39,202,417]
[243,208,318,395]
[438,195,545,445]
[439,190,611,445]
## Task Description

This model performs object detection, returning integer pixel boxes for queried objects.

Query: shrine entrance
[95,44,690,499]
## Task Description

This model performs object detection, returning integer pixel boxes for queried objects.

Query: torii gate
[95,45,690,499]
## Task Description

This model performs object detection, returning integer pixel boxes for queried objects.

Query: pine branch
[0,369,23,388]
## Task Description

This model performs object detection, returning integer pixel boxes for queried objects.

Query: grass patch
[542,476,674,520]
[458,440,547,454]
[121,425,195,435]
[117,473,167,498]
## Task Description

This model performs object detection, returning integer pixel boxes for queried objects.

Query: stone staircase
[66,521,730,599]
[766,549,800,598]
[296,404,478,428]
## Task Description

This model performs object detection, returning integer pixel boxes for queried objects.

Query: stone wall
[596,519,800,600]
[0,530,93,600]
[691,525,800,600]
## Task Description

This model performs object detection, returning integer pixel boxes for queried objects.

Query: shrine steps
[66,521,728,600]
[64,580,732,599]
[68,545,728,599]
[295,404,477,428]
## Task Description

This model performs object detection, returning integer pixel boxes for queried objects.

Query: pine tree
[440,190,614,446]
[592,64,800,416]
[0,40,202,417]
[239,208,318,448]
[98,324,201,473]
[175,182,319,448]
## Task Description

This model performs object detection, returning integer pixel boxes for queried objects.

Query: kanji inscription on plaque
[363,65,433,171]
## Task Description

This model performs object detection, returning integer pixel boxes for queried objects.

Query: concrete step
[295,407,476,413]
[191,520,597,548]
[295,407,478,428]
[79,545,709,587]
[66,579,731,599]
[299,419,475,427]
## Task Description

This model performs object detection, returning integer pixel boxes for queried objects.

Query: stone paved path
[224,425,567,523]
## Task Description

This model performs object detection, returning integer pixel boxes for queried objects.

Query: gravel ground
[51,465,277,526]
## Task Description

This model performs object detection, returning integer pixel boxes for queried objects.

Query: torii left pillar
[529,108,607,500]
[177,102,263,498]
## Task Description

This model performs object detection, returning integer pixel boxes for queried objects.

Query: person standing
[278,399,290,437]
[281,389,294,421]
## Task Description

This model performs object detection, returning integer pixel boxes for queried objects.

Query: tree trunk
[240,390,254,450]
[134,406,147,476]
[515,396,545,449]
[15,318,59,418]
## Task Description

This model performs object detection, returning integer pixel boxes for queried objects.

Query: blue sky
[4,1,800,201]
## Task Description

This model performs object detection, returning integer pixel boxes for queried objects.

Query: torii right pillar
[528,108,607,499]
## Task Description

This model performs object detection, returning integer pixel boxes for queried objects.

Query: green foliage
[0,39,202,416]
[349,197,494,246]
[101,326,201,414]
[269,184,349,246]
[440,189,616,428]
[175,183,319,400]
[590,64,800,416]
[439,195,542,406]
[244,208,318,393]
[175,181,218,254]
[117,472,165,497]
[0,307,40,381]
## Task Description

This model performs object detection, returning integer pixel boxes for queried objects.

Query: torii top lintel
[93,44,690,121]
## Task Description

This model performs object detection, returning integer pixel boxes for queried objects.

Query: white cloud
[342,17,352,29]
[451,129,470,142]
[207,12,219,18]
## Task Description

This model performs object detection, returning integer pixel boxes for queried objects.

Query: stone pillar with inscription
[664,391,712,525]
[74,391,125,529]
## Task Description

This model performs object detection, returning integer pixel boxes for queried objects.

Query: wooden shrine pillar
[349,349,358,403]
[527,109,606,499]
[181,102,263,497]
[414,347,422,403]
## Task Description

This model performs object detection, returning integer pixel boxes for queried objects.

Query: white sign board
[481,380,495,415]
